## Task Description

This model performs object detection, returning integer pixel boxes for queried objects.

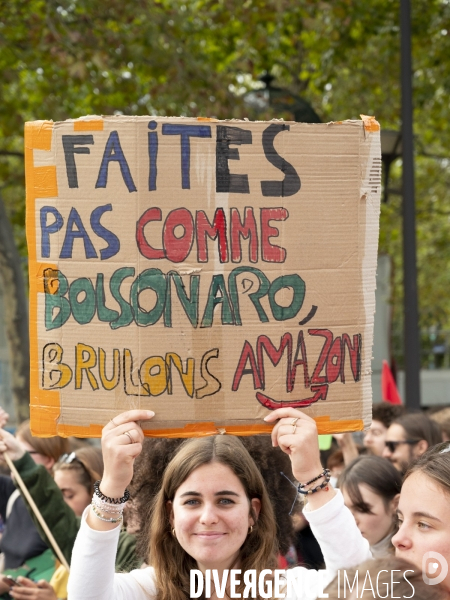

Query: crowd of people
[0,402,449,599]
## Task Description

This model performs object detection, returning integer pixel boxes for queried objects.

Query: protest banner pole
[3,451,70,573]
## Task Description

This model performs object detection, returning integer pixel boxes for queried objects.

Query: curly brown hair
[130,435,297,560]
[372,402,405,429]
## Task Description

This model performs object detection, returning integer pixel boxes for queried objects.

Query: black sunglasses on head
[385,440,419,453]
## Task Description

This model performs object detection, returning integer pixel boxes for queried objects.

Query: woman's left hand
[264,408,336,509]
[9,578,57,600]
[264,408,322,482]
[0,427,26,462]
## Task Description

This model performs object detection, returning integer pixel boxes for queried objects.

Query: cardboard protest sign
[25,116,381,438]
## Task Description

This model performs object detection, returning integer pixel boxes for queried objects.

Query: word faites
[62,122,301,195]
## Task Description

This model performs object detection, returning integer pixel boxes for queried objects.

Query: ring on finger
[110,418,118,427]
[123,430,134,444]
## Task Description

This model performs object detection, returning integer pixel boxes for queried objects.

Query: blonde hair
[148,435,278,600]
[16,420,69,462]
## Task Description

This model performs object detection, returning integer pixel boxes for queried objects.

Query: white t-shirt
[68,490,371,600]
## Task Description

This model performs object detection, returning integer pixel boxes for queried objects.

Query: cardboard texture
[25,116,381,438]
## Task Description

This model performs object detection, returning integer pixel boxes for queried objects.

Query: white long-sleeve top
[68,490,371,600]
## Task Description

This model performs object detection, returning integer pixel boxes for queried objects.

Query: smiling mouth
[195,532,225,537]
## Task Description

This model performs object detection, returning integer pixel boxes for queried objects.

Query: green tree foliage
[1,0,450,370]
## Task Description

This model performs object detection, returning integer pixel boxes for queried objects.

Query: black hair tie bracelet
[93,480,130,504]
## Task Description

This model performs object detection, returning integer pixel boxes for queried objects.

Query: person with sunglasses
[382,413,442,474]
[363,402,405,457]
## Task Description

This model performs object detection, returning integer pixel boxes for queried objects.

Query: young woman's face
[54,469,91,517]
[393,472,450,591]
[342,483,397,546]
[169,462,260,572]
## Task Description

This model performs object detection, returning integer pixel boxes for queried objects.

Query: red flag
[381,360,402,404]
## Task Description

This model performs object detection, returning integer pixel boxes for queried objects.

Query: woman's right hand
[0,428,26,461]
[99,409,154,499]
[9,578,57,600]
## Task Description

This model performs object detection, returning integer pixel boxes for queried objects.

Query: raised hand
[0,427,26,461]
[264,408,336,509]
[99,409,154,499]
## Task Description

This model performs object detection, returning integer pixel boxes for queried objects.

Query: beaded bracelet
[91,497,125,514]
[297,469,331,495]
[94,480,130,504]
[91,504,123,524]
[297,468,331,489]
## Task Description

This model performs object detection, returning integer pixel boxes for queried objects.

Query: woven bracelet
[93,480,130,504]
[91,504,123,524]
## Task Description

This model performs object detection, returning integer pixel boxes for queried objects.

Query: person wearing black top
[0,474,48,569]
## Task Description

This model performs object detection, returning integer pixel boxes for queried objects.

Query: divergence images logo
[423,551,448,586]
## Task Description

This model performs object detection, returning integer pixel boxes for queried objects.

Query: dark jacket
[0,475,48,569]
